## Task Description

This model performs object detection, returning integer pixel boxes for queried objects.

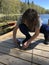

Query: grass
[0,22,7,26]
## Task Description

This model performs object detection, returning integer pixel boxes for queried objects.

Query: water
[40,14,49,24]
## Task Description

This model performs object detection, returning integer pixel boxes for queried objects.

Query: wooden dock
[0,29,49,65]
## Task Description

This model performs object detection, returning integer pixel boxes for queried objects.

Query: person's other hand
[23,41,30,48]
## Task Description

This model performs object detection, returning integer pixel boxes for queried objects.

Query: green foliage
[0,0,21,14]
[0,0,49,14]
[0,0,49,23]
[0,0,49,35]
[0,14,20,22]
[20,1,49,14]
[45,10,49,14]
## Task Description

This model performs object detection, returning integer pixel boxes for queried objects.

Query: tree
[0,0,21,14]
[0,0,49,14]
[0,0,2,13]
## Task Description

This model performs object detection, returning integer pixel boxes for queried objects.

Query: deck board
[0,53,31,65]
[0,63,4,65]
[0,30,49,65]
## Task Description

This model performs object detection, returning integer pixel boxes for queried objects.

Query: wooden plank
[8,57,31,65]
[1,39,49,52]
[0,53,9,65]
[35,45,49,52]
[0,63,4,65]
[32,55,49,65]
[33,49,49,58]
[0,29,44,41]
[0,53,31,65]
[0,45,49,65]
[0,39,33,54]
[0,42,49,60]
[0,46,32,62]
[0,31,13,41]
[0,32,49,65]
[0,29,25,41]
[1,37,49,48]
[31,64,37,65]
[0,39,49,58]
[36,43,49,47]
[32,64,38,65]
[0,42,15,48]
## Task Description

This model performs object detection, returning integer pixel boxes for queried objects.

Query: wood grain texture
[0,29,49,65]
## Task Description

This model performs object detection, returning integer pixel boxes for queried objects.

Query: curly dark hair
[22,8,39,31]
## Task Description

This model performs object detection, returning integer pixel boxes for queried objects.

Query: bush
[0,15,20,22]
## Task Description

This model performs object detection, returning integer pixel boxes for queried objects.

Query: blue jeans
[19,23,49,43]
[40,24,49,39]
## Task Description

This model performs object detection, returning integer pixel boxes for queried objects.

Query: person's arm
[28,27,40,43]
[13,16,22,43]
[28,16,42,44]
[13,24,19,43]
[23,27,40,48]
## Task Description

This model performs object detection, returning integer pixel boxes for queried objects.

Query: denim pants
[19,23,49,43]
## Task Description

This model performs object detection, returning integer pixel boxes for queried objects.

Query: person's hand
[23,41,30,48]
[13,39,20,45]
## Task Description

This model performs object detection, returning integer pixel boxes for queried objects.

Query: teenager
[13,8,49,49]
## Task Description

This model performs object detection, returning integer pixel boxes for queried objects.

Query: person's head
[22,8,39,30]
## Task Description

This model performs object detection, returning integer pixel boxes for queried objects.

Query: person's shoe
[44,35,49,45]
[44,40,49,45]
[44,38,49,45]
